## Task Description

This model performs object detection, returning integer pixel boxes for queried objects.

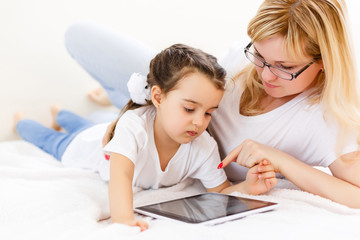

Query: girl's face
[154,72,224,145]
[253,35,323,98]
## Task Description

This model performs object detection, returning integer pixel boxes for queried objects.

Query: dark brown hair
[107,43,226,142]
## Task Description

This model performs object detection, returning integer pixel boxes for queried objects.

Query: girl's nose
[192,114,204,127]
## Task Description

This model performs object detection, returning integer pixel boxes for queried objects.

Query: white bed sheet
[1,140,360,240]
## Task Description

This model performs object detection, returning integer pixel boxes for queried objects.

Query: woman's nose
[261,66,278,81]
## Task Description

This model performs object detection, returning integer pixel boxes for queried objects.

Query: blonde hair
[237,0,360,151]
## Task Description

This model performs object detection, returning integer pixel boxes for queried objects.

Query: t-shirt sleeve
[189,135,228,189]
[311,118,359,167]
[291,109,359,167]
[103,111,147,164]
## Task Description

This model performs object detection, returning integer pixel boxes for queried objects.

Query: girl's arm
[220,140,360,208]
[108,152,148,231]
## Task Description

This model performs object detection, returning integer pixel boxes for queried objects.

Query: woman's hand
[219,139,287,172]
[243,160,278,195]
[102,120,117,147]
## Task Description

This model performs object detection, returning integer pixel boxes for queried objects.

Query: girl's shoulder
[190,130,218,151]
[105,107,155,156]
[119,106,156,126]
[113,106,156,143]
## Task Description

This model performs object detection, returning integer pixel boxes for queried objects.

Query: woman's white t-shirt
[62,106,227,189]
[208,43,359,181]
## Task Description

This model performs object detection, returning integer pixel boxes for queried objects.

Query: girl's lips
[264,81,279,88]
[187,131,197,136]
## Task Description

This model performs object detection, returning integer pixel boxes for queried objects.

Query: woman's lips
[264,81,279,88]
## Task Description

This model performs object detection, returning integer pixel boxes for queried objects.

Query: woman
[64,0,360,208]
[214,0,360,209]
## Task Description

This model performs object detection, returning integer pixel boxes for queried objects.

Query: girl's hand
[116,219,149,232]
[219,139,286,172]
[244,160,278,195]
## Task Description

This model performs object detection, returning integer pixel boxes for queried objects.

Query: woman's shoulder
[219,40,249,79]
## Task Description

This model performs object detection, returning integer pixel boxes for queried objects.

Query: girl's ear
[151,86,162,108]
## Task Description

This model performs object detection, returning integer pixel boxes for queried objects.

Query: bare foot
[13,112,25,133]
[87,86,112,106]
[50,105,62,131]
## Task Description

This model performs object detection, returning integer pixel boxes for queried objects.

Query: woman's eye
[205,112,212,117]
[184,107,194,112]
[279,64,295,70]
[254,52,264,60]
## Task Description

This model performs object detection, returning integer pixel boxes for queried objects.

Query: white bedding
[1,140,360,240]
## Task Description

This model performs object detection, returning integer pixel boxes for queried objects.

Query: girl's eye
[184,107,194,112]
[205,112,212,117]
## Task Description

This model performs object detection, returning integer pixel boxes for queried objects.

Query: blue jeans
[16,110,93,160]
[64,20,156,109]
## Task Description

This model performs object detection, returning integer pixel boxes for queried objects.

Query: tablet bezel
[134,192,278,226]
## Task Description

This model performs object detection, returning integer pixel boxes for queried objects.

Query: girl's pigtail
[106,73,152,143]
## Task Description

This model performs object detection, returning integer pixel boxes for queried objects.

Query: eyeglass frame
[244,42,320,81]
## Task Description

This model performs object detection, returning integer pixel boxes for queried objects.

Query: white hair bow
[127,73,151,105]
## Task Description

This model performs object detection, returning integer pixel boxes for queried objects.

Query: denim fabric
[64,21,156,109]
[16,110,93,160]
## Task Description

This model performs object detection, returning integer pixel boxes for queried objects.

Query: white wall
[1,0,360,141]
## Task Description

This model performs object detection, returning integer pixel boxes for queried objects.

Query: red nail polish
[217,162,223,169]
[105,154,110,160]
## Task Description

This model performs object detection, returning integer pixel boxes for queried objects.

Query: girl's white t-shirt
[62,106,227,189]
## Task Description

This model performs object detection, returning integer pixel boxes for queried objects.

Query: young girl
[14,44,277,230]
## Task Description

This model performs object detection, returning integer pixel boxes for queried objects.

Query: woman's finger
[218,144,243,169]
[236,139,263,168]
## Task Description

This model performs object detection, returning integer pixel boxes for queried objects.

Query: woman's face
[253,35,323,98]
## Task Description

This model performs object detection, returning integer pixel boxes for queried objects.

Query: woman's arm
[278,151,360,208]
[220,140,360,208]
[329,151,360,188]
[108,152,148,231]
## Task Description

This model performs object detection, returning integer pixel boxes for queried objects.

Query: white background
[1,0,359,141]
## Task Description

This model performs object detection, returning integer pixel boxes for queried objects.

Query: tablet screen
[135,192,277,224]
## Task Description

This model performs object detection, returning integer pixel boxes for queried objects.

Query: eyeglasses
[244,42,319,81]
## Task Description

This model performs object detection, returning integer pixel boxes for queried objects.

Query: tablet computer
[134,192,278,225]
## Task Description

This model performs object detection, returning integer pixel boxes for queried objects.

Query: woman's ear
[151,86,162,108]
[318,59,324,70]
